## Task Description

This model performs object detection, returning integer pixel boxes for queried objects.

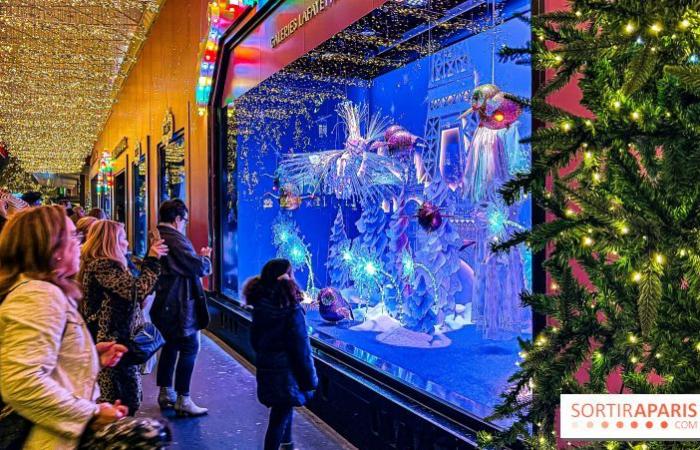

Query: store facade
[207,0,541,447]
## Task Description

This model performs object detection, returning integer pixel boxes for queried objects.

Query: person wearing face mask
[78,220,168,415]
[0,206,128,449]
[151,199,212,417]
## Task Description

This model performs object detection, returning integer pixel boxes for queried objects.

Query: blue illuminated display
[221,0,532,424]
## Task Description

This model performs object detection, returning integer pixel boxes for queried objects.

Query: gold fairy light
[0,0,163,174]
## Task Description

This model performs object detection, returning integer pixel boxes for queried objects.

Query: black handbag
[125,280,165,366]
[0,402,32,450]
[125,322,165,365]
[79,416,171,449]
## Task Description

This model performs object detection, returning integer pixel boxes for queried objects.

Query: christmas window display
[133,146,148,258]
[221,0,532,422]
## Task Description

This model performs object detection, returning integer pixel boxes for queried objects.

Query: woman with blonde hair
[79,220,168,415]
[75,216,98,244]
[0,206,128,449]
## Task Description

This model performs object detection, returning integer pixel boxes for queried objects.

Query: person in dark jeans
[151,199,212,417]
[243,259,318,450]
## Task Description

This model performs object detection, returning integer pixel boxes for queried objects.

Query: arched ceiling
[0,0,164,174]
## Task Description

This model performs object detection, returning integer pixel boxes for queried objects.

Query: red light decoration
[196,1,258,112]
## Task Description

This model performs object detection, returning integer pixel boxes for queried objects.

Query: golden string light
[0,0,163,174]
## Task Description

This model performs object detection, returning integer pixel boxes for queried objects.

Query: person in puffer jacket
[243,259,318,450]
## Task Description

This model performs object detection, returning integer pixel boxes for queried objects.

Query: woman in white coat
[0,205,128,449]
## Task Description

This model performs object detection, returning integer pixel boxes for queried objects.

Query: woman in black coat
[243,259,318,450]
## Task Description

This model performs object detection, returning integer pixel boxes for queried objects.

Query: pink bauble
[481,93,522,129]
[417,202,443,232]
[470,84,501,113]
[388,130,418,151]
[384,125,405,142]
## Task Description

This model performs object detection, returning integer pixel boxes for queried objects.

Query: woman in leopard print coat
[79,220,168,415]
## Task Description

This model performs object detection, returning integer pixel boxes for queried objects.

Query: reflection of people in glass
[243,259,318,450]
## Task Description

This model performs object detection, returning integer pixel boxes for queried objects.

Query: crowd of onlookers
[0,190,317,450]
[0,194,214,449]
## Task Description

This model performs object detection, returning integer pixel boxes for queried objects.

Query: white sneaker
[175,395,208,417]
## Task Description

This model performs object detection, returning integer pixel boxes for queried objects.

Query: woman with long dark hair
[243,259,318,450]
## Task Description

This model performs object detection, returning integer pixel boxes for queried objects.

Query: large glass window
[221,111,239,298]
[159,130,186,203]
[90,174,98,209]
[113,170,126,223]
[220,0,532,423]
[133,153,148,258]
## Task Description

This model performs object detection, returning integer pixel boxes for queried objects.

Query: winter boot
[158,387,177,409]
[174,395,208,417]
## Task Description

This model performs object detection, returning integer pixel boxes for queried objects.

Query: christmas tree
[0,156,48,194]
[481,2,700,449]
[326,207,352,289]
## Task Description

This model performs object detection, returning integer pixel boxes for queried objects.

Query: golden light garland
[0,0,164,174]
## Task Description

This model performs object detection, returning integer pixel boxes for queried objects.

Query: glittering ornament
[481,93,523,130]
[387,129,420,152]
[417,202,443,232]
[384,125,405,142]
[469,84,501,114]
[317,287,354,322]
[279,184,302,210]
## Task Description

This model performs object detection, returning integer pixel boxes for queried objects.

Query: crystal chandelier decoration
[0,0,164,174]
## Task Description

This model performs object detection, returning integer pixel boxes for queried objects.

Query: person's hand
[95,341,128,368]
[148,239,169,259]
[0,199,7,219]
[90,402,127,430]
[113,399,129,417]
[199,246,212,258]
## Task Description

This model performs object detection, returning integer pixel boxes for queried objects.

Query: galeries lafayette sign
[271,0,341,48]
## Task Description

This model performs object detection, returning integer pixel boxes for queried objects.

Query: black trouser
[264,406,293,450]
[156,332,200,395]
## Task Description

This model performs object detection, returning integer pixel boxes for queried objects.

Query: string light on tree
[470,1,700,447]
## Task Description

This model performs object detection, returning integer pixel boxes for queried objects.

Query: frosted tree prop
[326,207,352,289]
[411,178,463,329]
[271,214,316,294]
[385,191,412,318]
